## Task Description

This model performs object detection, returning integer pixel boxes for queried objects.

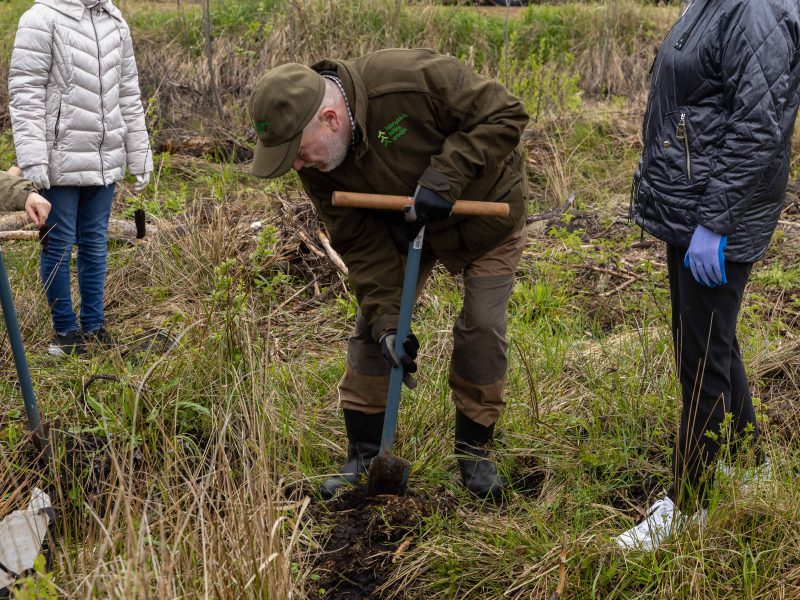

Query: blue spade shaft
[379,226,424,453]
[0,250,45,448]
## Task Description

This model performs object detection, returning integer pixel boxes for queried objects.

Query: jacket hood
[35,0,122,22]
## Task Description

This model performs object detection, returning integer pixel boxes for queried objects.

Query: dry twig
[316,228,347,275]
[550,531,568,600]
[294,229,326,259]
[392,536,414,563]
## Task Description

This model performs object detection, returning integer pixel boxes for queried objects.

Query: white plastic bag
[0,488,53,590]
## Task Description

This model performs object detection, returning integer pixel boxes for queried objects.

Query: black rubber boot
[320,410,384,499]
[455,410,506,501]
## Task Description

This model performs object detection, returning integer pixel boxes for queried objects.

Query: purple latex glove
[684,225,727,287]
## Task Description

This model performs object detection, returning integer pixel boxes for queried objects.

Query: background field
[1,1,799,598]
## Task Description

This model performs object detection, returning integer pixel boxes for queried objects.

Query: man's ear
[319,106,340,132]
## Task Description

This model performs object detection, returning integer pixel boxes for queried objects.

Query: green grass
[1,1,799,598]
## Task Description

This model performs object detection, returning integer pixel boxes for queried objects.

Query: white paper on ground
[0,488,53,589]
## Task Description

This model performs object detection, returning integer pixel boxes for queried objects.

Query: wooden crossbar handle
[332,191,510,218]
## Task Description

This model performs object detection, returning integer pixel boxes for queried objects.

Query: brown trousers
[338,226,526,427]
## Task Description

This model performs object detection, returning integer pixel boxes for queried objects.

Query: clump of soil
[307,486,445,599]
[6,426,116,495]
[509,454,547,498]
[604,473,663,513]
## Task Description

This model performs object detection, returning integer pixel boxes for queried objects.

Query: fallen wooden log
[0,231,37,241]
[0,219,159,243]
[106,218,159,240]
[0,212,30,232]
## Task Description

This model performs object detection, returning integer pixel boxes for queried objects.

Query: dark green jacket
[300,49,528,341]
[0,172,32,212]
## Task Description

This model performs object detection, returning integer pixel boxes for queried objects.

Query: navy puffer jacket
[632,0,800,262]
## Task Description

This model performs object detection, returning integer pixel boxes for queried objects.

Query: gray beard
[317,130,350,173]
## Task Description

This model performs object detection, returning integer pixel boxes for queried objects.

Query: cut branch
[1,219,160,242]
[0,212,31,232]
[295,229,326,259]
[107,218,160,240]
[316,228,347,275]
[0,231,37,241]
[550,531,568,600]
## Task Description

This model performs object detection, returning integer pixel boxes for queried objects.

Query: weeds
[1,1,799,599]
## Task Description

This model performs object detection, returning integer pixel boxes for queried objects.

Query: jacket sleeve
[698,1,798,235]
[301,177,404,341]
[8,8,53,171]
[0,172,32,212]
[119,22,153,176]
[417,55,529,202]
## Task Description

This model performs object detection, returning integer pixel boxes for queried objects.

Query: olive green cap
[248,63,326,178]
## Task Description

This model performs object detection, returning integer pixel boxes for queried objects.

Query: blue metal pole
[380,226,424,453]
[0,250,43,440]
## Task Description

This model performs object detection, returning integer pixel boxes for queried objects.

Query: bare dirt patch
[508,454,547,498]
[307,486,448,599]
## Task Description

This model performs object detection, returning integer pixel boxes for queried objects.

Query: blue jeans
[40,185,115,335]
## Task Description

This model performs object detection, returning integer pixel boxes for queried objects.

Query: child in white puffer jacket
[9,0,153,355]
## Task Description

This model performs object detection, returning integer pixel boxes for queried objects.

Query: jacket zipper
[53,102,62,149]
[674,0,712,51]
[636,5,690,238]
[90,8,107,184]
[639,184,648,241]
[642,2,697,152]
[676,112,692,180]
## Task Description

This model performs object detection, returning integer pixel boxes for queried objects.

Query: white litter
[0,488,53,590]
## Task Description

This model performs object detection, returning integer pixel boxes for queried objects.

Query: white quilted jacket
[8,0,153,186]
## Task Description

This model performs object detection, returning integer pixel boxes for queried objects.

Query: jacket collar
[36,0,123,22]
[311,58,369,159]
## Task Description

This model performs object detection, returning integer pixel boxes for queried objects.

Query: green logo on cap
[254,119,269,136]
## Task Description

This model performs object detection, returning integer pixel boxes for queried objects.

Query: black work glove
[404,185,453,241]
[379,329,420,389]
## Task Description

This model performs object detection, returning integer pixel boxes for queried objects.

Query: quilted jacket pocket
[647,108,710,192]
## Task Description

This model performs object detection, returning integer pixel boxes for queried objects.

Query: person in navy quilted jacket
[617,0,800,551]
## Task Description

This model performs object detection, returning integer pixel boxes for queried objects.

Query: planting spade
[0,172,49,456]
[365,223,422,497]
[330,192,509,496]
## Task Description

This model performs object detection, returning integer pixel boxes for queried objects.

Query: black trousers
[666,244,760,510]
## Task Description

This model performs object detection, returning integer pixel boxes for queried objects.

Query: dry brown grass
[2,2,799,598]
[117,0,677,157]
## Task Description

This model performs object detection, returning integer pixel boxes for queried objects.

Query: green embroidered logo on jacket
[377,113,409,146]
